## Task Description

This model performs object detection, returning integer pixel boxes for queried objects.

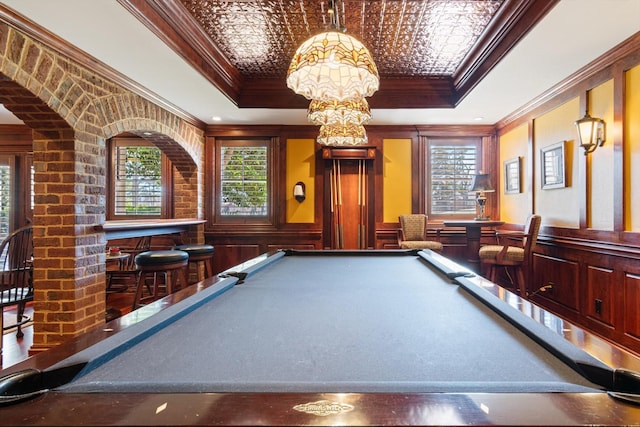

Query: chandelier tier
[307,98,372,126]
[288,0,377,146]
[287,0,379,103]
[316,122,368,146]
[287,31,379,101]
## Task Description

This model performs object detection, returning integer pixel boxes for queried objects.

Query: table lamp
[468,173,495,221]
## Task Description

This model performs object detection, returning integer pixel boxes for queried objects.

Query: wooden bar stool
[131,250,189,310]
[173,244,215,283]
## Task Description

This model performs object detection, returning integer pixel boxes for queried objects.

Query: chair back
[0,225,34,307]
[523,215,542,257]
[125,235,152,268]
[399,214,427,241]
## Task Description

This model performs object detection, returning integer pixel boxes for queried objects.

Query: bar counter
[95,218,206,240]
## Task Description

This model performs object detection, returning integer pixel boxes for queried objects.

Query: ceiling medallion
[307,98,372,126]
[316,122,368,146]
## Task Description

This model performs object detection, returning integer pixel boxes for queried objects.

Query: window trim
[426,137,482,220]
[213,138,275,226]
[107,137,172,220]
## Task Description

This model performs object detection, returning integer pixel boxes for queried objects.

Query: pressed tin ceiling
[1,0,639,126]
[120,0,557,109]
[180,0,503,77]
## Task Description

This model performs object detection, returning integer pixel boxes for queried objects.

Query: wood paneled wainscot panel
[584,266,615,328]
[624,273,640,340]
[531,254,579,312]
[214,245,262,273]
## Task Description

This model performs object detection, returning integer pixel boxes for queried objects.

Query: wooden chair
[106,235,151,293]
[397,214,443,252]
[0,225,34,338]
[478,215,541,296]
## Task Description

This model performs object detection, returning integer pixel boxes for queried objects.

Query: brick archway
[0,22,205,350]
[102,110,205,221]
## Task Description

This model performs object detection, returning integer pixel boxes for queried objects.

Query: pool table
[2,249,640,426]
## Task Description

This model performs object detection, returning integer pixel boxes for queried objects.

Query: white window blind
[429,143,478,215]
[30,164,34,219]
[0,164,10,238]
[220,145,268,216]
[114,145,162,216]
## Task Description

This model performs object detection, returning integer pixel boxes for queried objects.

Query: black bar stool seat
[132,250,189,310]
[173,244,215,283]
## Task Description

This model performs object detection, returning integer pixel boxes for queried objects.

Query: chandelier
[316,122,368,146]
[307,98,371,126]
[286,1,379,101]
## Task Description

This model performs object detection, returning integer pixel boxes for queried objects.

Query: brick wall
[0,23,205,351]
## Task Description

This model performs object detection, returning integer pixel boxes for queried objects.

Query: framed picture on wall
[541,141,566,190]
[504,157,521,194]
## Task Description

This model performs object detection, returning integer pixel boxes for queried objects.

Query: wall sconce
[468,173,495,221]
[574,110,606,155]
[293,181,306,202]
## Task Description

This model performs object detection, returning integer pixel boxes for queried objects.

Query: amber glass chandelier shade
[287,31,379,101]
[316,122,368,146]
[307,98,372,126]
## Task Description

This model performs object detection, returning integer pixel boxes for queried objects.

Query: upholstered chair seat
[478,245,525,262]
[399,240,442,250]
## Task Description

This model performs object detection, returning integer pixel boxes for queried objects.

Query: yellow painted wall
[286,139,315,223]
[588,79,614,231]
[626,64,640,231]
[383,139,412,223]
[534,98,580,228]
[499,123,530,223]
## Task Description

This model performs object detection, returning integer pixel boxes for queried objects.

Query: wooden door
[326,159,369,249]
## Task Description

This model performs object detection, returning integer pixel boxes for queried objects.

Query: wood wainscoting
[206,231,323,274]
[530,230,640,355]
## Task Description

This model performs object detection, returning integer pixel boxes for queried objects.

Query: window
[427,138,481,218]
[0,159,12,239]
[216,139,271,221]
[29,162,34,218]
[109,138,170,219]
[0,154,32,238]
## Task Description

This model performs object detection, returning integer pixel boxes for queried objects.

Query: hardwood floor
[1,291,135,369]
[2,264,197,369]
[1,316,33,369]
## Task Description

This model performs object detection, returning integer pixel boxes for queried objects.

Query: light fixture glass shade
[468,173,494,221]
[293,181,305,202]
[468,173,495,192]
[307,98,371,126]
[287,31,379,101]
[316,122,368,146]
[574,112,605,155]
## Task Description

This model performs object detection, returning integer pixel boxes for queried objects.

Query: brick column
[30,130,106,352]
